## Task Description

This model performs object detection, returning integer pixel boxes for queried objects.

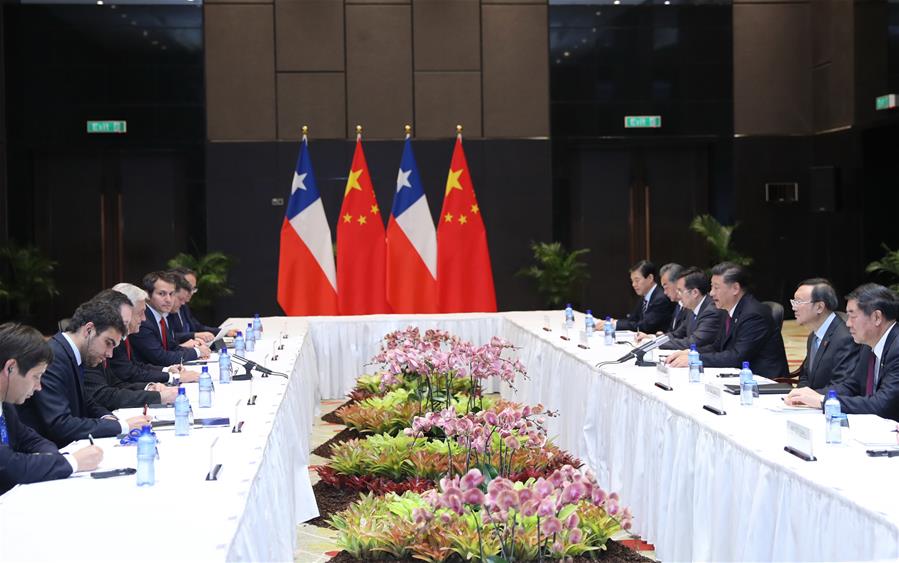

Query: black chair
[763,301,784,331]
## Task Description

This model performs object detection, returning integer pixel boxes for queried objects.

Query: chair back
[763,301,784,331]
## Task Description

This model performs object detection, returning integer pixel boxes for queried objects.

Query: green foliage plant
[166,251,235,310]
[0,241,60,320]
[689,214,753,267]
[517,242,590,308]
[866,244,899,292]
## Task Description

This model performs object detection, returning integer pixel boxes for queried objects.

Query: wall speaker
[809,165,839,213]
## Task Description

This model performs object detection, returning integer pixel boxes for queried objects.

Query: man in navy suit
[666,262,789,377]
[787,284,899,421]
[602,260,675,334]
[129,271,211,367]
[1,323,104,494]
[172,267,237,339]
[659,266,724,352]
[16,300,151,448]
[168,272,215,344]
[790,278,859,390]
[660,263,686,332]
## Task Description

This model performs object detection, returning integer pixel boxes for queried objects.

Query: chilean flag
[386,136,438,312]
[277,135,338,315]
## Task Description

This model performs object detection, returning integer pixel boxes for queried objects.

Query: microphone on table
[231,354,288,378]
[596,334,670,368]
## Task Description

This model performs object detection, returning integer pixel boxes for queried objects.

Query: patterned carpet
[294,321,810,562]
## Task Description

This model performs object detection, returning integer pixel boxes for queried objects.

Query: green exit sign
[624,115,662,129]
[87,120,127,134]
[875,94,897,111]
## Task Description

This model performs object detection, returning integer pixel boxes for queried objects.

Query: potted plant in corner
[167,251,235,313]
[689,214,753,267]
[517,241,590,309]
[865,244,899,292]
[0,240,60,324]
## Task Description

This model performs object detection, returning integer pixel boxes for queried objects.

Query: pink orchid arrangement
[421,465,633,562]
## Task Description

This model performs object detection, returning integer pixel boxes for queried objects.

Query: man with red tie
[129,271,211,367]
[786,283,899,421]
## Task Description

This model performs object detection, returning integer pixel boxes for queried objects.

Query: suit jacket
[16,334,121,448]
[108,338,169,384]
[129,311,198,367]
[183,303,218,336]
[827,325,899,421]
[616,285,676,333]
[167,308,195,344]
[662,296,724,352]
[83,362,162,411]
[798,314,860,390]
[669,303,687,332]
[1,403,73,495]
[699,294,789,377]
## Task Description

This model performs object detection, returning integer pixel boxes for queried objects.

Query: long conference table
[2,312,898,562]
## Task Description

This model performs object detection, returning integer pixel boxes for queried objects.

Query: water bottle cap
[690,344,697,351]
[141,425,152,434]
[221,347,228,355]
[178,387,186,395]
[237,331,242,337]
[827,389,837,399]
[202,365,209,372]
[605,316,611,321]
[566,303,572,308]
[255,313,260,318]
[742,361,750,369]
[586,309,592,315]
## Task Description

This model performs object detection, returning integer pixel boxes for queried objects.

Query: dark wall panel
[413,0,480,71]
[275,0,344,72]
[205,4,276,140]
[414,71,482,138]
[345,5,413,138]
[733,2,812,135]
[277,73,346,140]
[482,4,549,138]
[206,138,551,315]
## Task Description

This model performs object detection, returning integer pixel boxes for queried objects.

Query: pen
[143,404,148,417]
[88,434,94,445]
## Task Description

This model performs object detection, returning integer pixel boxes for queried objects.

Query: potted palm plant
[517,241,590,308]
[689,214,753,267]
[0,241,60,323]
[167,251,235,312]
[865,244,899,292]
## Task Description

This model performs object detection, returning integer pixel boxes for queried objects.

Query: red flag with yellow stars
[337,132,391,314]
[437,132,497,312]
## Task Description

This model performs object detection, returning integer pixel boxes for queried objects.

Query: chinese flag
[437,133,497,312]
[337,134,391,314]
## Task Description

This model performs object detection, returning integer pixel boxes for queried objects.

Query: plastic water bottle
[584,310,596,337]
[218,347,232,384]
[174,387,190,436]
[136,426,156,486]
[604,316,615,346]
[824,390,842,444]
[564,304,575,329]
[234,331,245,356]
[245,323,256,352]
[198,366,213,408]
[739,361,755,406]
[693,360,704,383]
[253,313,263,341]
[688,345,701,383]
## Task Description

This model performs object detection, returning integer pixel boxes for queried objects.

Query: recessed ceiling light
[563,51,570,57]
[613,0,621,5]
[96,1,103,5]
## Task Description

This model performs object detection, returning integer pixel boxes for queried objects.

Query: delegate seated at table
[599,260,675,334]
[0,323,103,495]
[786,284,899,421]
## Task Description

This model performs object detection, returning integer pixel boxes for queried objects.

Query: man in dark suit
[659,267,724,352]
[168,272,215,345]
[0,323,104,494]
[16,300,151,448]
[129,271,211,367]
[107,282,199,387]
[602,260,675,334]
[83,289,180,410]
[660,263,686,332]
[791,278,859,390]
[787,284,899,421]
[173,267,236,339]
[666,262,789,377]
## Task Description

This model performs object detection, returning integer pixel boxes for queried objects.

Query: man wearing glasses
[790,278,859,390]
[170,267,237,339]
[659,266,724,351]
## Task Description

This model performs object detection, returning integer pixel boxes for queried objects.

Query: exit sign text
[624,116,662,128]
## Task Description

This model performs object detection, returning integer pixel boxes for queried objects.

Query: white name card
[542,314,552,332]
[578,330,590,349]
[785,420,816,461]
[654,361,672,390]
[703,383,726,415]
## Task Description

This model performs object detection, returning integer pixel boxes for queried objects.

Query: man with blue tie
[167,272,215,345]
[786,284,899,421]
[1,323,104,494]
[16,300,151,447]
[790,278,859,390]
[129,271,211,367]
[601,260,675,334]
[659,266,724,351]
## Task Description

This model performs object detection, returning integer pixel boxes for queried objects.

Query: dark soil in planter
[311,426,365,459]
[325,539,655,562]
[321,400,354,424]
[306,481,360,529]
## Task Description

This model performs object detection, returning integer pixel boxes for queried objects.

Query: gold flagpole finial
[355,124,363,135]
[301,124,308,137]
[404,124,412,136]
[456,124,463,134]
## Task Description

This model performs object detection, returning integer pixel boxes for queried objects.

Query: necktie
[160,317,169,349]
[689,312,697,334]
[0,414,9,446]
[672,305,681,329]
[808,335,820,372]
[865,353,876,396]
[641,299,649,314]
[725,315,732,338]
[181,311,191,333]
[125,338,132,361]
